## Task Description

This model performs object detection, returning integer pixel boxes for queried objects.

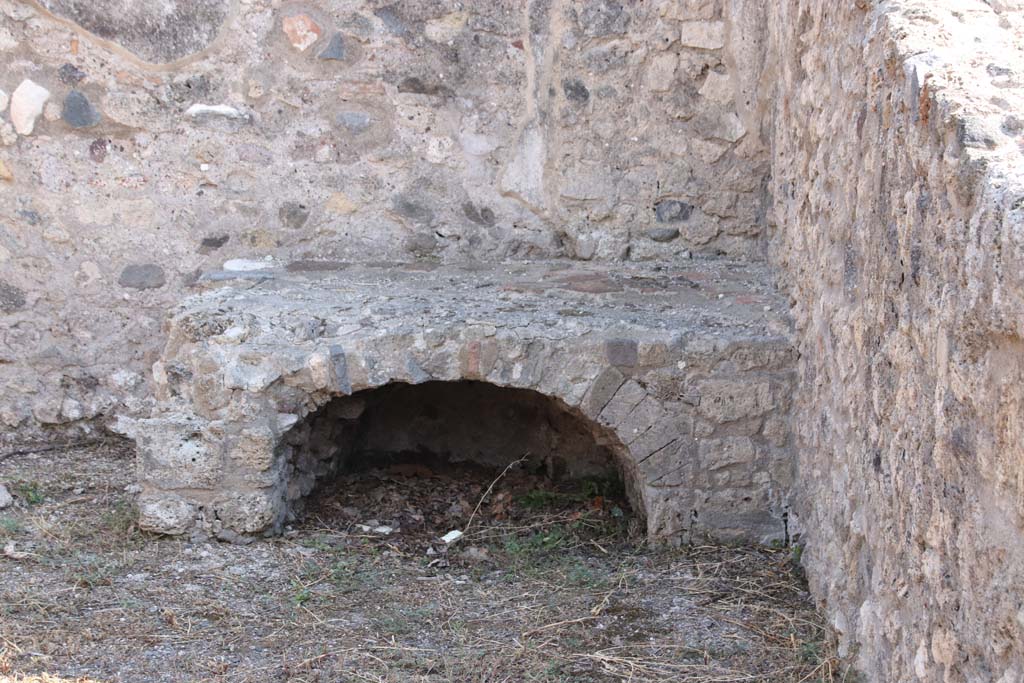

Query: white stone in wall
[10,79,50,135]
[679,21,725,50]
[185,103,246,120]
[224,258,276,272]
[0,89,7,113]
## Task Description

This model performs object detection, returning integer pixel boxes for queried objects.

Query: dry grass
[0,441,858,683]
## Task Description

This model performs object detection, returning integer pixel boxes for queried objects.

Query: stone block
[604,339,638,367]
[214,491,281,534]
[641,439,696,487]
[137,493,197,535]
[679,21,724,50]
[618,396,666,444]
[581,366,626,418]
[138,429,222,490]
[599,379,647,427]
[697,379,773,422]
[646,53,679,91]
[699,437,756,471]
[629,414,690,463]
[226,426,277,473]
[699,71,733,105]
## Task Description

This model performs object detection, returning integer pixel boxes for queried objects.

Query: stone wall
[766,1,1024,681]
[0,0,767,435]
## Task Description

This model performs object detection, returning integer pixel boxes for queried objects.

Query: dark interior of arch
[278,380,638,517]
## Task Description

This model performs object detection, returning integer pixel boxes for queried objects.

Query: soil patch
[0,441,851,682]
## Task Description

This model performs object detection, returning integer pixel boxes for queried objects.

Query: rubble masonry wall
[764,1,1024,681]
[0,0,765,434]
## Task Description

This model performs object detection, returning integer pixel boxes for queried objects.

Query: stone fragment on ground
[3,541,28,560]
[441,529,464,545]
[0,483,12,509]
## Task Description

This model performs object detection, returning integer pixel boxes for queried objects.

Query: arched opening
[276,380,641,542]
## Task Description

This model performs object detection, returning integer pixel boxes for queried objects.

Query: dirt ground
[0,440,853,683]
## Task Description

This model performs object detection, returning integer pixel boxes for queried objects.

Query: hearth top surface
[178,258,791,345]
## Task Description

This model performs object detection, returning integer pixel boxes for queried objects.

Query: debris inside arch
[301,455,636,560]
[282,380,637,530]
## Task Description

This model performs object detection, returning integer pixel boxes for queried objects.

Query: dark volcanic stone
[318,33,345,60]
[200,235,229,250]
[119,264,166,290]
[0,280,27,313]
[462,202,496,226]
[605,339,638,367]
[562,79,590,103]
[404,232,438,256]
[655,200,695,223]
[62,90,101,128]
[392,196,434,224]
[373,5,409,37]
[89,138,109,162]
[279,202,310,230]
[286,260,348,272]
[397,77,452,97]
[38,0,229,63]
[58,63,87,84]
[17,209,42,226]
